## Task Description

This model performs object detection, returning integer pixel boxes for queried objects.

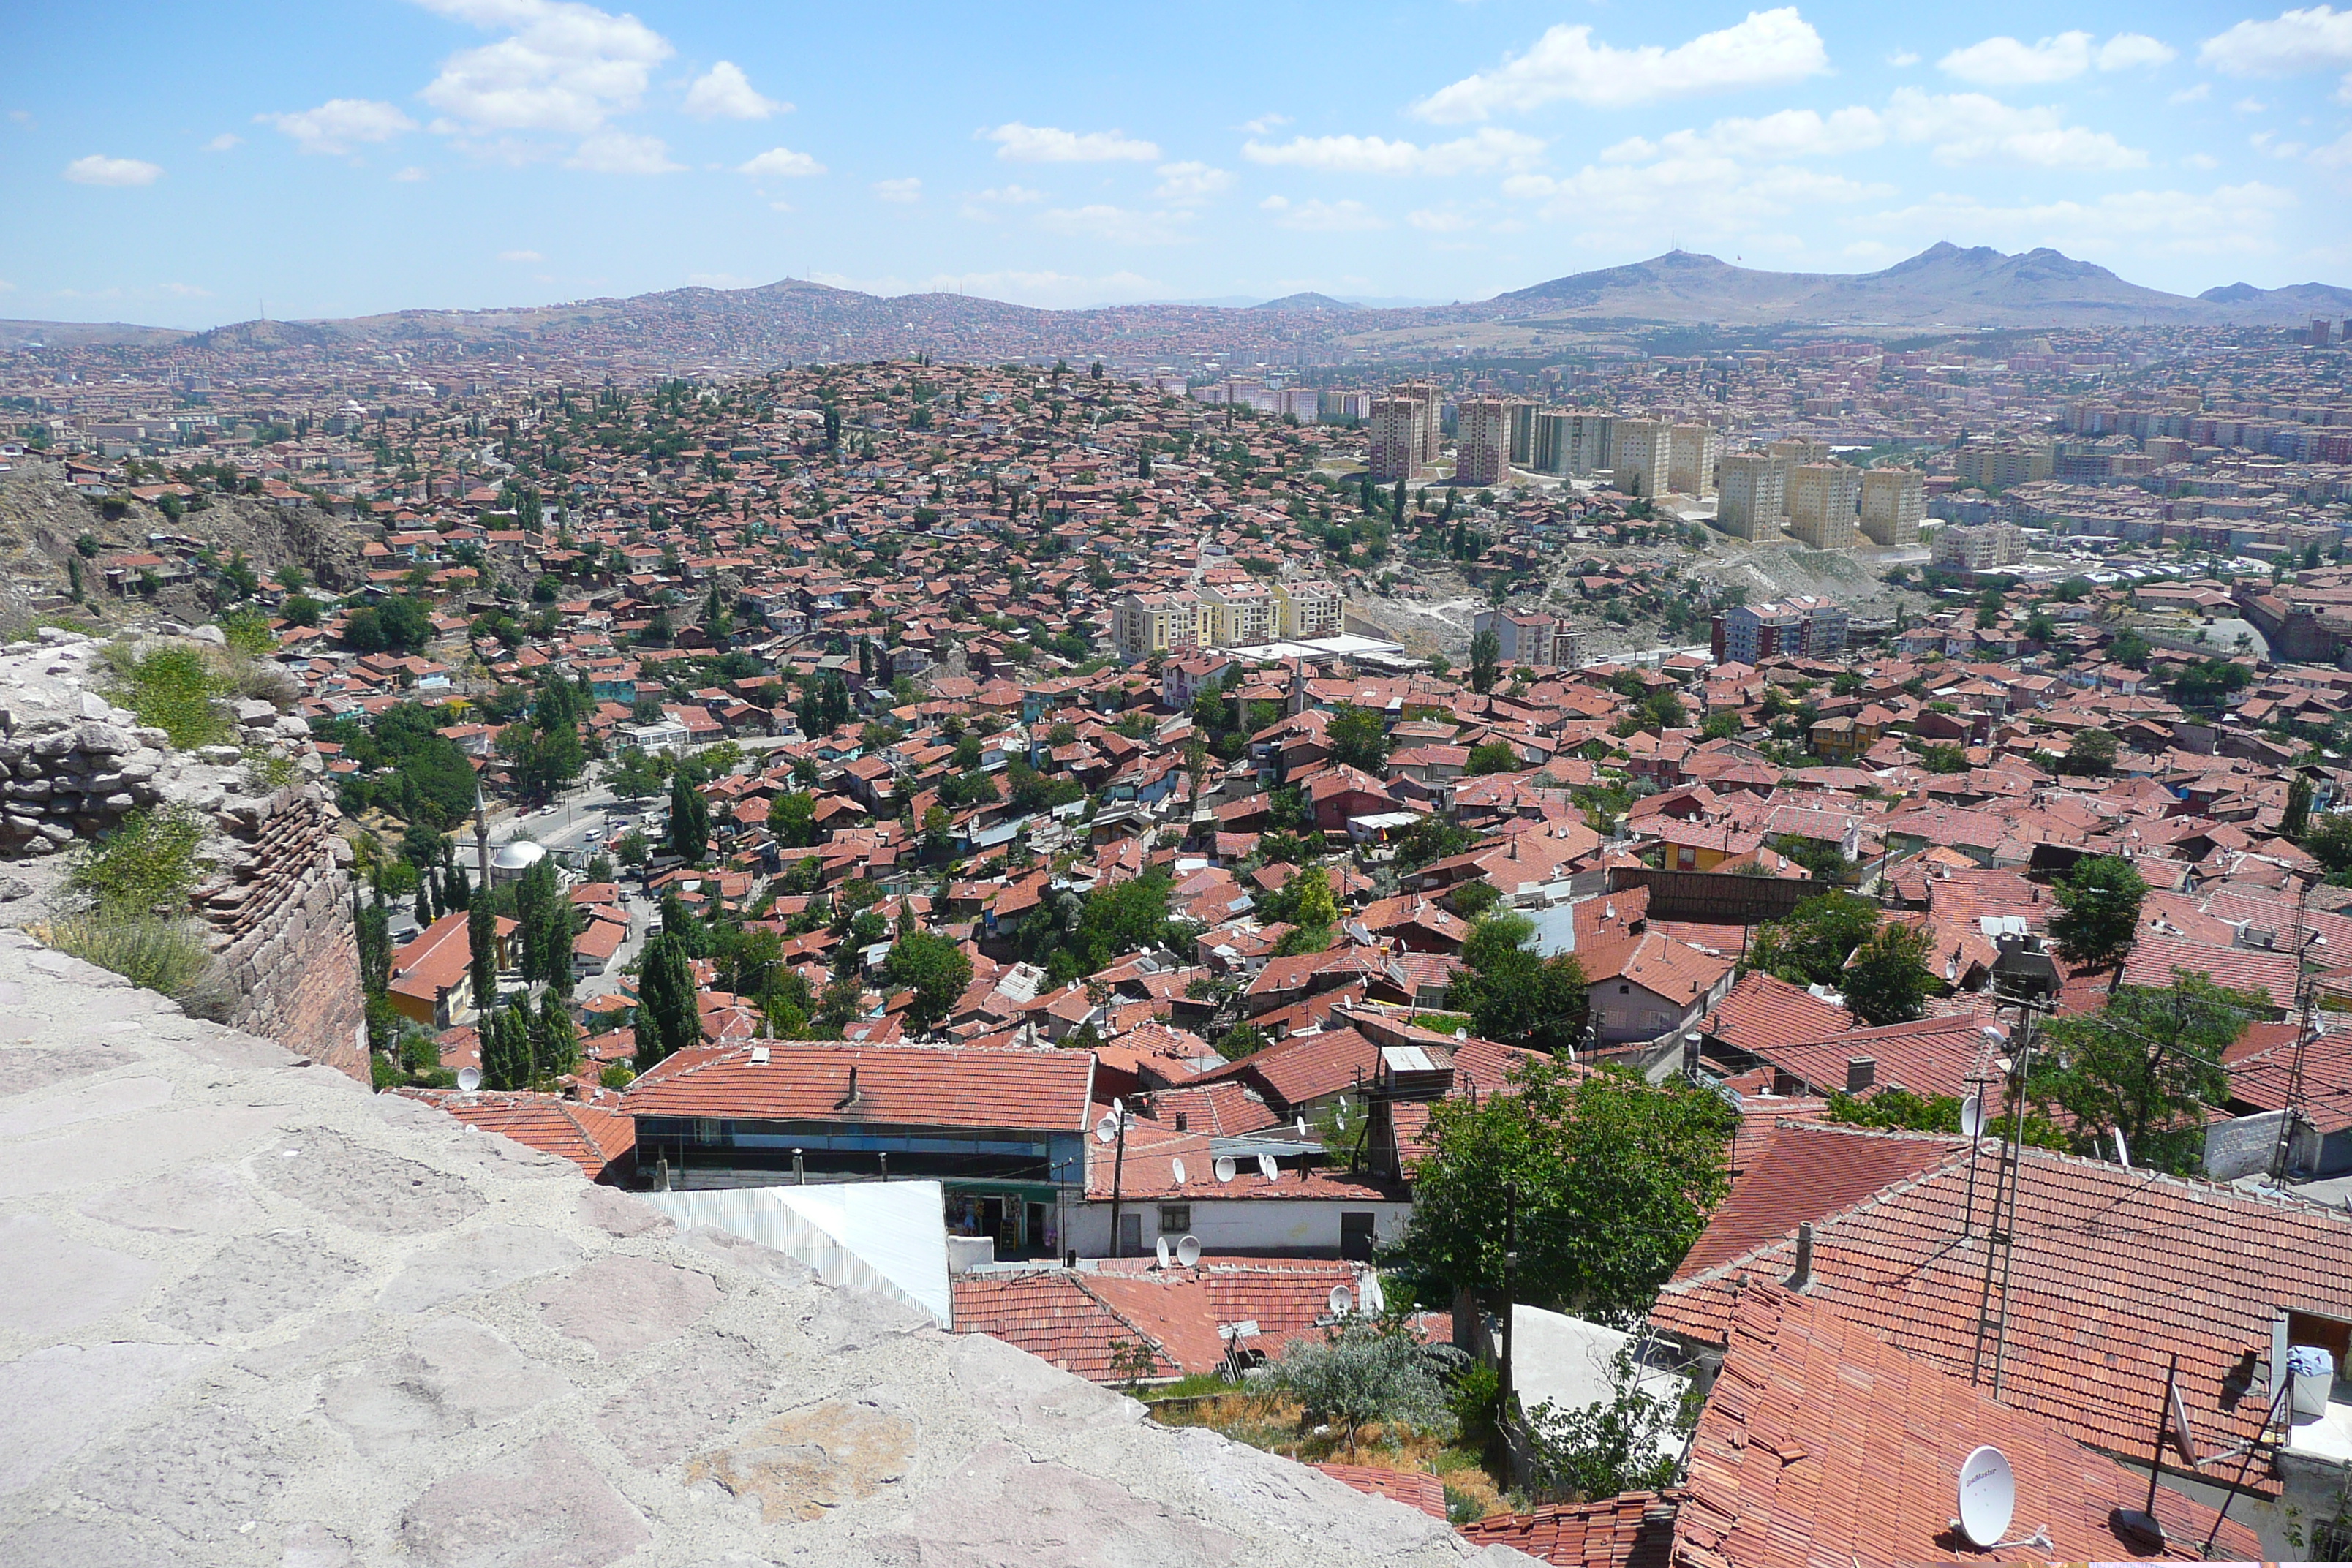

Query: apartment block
[1271,578,1343,639]
[1931,522,2029,571]
[1611,418,1672,498]
[1667,422,1721,497]
[1455,397,1512,486]
[1953,442,2054,490]
[1194,576,1278,647]
[1367,382,1441,481]
[1711,595,1849,665]
[1859,467,1925,547]
[1472,608,1588,670]
[1319,389,1372,423]
[1507,402,1538,467]
[1787,463,1862,549]
[1529,411,1613,477]
[1112,590,1202,661]
[1715,453,1786,541]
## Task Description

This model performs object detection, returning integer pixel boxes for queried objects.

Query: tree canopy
[2029,973,2255,1175]
[1447,911,1588,1057]
[2047,854,2148,971]
[882,930,973,1034]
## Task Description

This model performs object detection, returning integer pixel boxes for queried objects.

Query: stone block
[148,1230,362,1338]
[321,1317,569,1458]
[374,1222,583,1314]
[397,1436,649,1568]
[532,1254,719,1357]
[682,1400,915,1523]
[253,1125,483,1235]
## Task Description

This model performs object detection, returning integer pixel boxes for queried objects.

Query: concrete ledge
[0,932,1531,1566]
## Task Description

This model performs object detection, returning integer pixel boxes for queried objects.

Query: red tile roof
[1461,1490,1678,1568]
[1311,1464,1450,1521]
[1673,1123,1963,1281]
[624,1041,1096,1133]
[1704,972,1852,1055]
[1672,1282,2260,1566]
[399,1088,636,1179]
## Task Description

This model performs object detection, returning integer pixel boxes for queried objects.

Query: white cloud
[1239,113,1291,135]
[63,154,162,186]
[1412,8,1829,121]
[2236,96,2272,113]
[1616,105,1886,163]
[162,282,211,298]
[2186,151,2221,167]
[1243,127,1545,176]
[1408,207,1479,233]
[983,122,1158,162]
[1938,31,2176,86]
[1039,204,1192,244]
[256,98,417,155]
[1154,161,1232,203]
[2202,6,2352,76]
[1888,50,1921,67]
[1260,195,1387,231]
[682,60,785,120]
[393,165,430,181]
[872,177,922,203]
[1504,158,1886,234]
[203,133,242,152]
[1866,181,2295,260]
[736,145,823,177]
[1883,88,2146,168]
[565,129,680,173]
[2171,83,2212,103]
[414,0,671,137]
[976,184,1044,203]
[497,248,543,261]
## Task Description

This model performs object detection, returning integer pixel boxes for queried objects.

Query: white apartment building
[1667,423,1720,497]
[1716,453,1786,541]
[1472,608,1588,669]
[1455,398,1512,486]
[1112,591,1202,662]
[1859,468,1925,547]
[1610,418,1672,498]
[1194,577,1278,647]
[1787,464,1862,550]
[1931,522,2029,570]
[1273,578,1343,639]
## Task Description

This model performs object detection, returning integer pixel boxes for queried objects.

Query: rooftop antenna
[1213,1155,1237,1183]
[1098,1098,1131,1257]
[456,1066,481,1092]
[1327,1284,1354,1316]
[1953,1444,2018,1549]
[1970,984,2048,1398]
[1170,1156,1188,1186]
[1154,1235,1172,1269]
[1175,1234,1201,1267]
[1255,1151,1278,1181]
[2268,878,2316,1183]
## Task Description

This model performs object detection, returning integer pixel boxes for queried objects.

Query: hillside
[9,244,2345,363]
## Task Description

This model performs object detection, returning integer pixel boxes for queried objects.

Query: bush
[599,1062,636,1090]
[69,804,208,913]
[104,644,232,750]
[45,911,216,1003]
[216,608,278,659]
[1271,1317,1460,1444]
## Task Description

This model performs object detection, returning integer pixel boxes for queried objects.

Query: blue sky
[7,1,2352,326]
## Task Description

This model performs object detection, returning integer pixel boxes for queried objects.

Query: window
[1341,1211,1376,1262]
[694,1118,721,1145]
[1618,984,1631,995]
[1158,1205,1191,1233]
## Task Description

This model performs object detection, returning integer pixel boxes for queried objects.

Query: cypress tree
[467,901,498,1019]
[668,769,710,864]
[532,990,578,1082]
[634,932,701,1071]
[414,886,431,930]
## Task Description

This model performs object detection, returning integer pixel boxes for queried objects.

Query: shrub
[1271,1317,1460,1445]
[69,804,208,913]
[45,911,216,1002]
[216,608,278,659]
[104,644,232,750]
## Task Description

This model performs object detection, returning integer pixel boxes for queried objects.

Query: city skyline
[9,0,2352,328]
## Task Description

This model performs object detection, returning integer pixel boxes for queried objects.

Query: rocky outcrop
[0,933,1530,1567]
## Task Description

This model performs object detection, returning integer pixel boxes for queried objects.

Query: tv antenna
[1154,1235,1172,1269]
[1953,1444,2044,1552]
[1256,1151,1278,1181]
[2267,880,2316,1182]
[456,1066,482,1092]
[1213,1155,1237,1183]
[1175,1235,1201,1267]
[1170,1156,1187,1186]
[1099,1098,1132,1257]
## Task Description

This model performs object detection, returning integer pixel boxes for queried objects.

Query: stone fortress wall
[0,627,366,1078]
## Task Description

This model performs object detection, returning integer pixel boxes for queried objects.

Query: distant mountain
[2200,279,2352,316]
[1252,292,1358,313]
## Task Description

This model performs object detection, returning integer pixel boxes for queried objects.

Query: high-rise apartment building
[1367,382,1441,480]
[1786,464,1862,549]
[1455,398,1511,486]
[1667,423,1720,497]
[1508,402,1539,467]
[1271,578,1343,639]
[1952,442,2054,490]
[1471,608,1587,670]
[1858,468,1924,547]
[1528,411,1613,477]
[1610,418,1672,498]
[1931,522,2029,570]
[1715,453,1785,541]
[1112,591,1201,661]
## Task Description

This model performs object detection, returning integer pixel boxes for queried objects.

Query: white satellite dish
[1256,1152,1278,1181]
[1958,1095,1984,1139]
[1328,1284,1353,1316]
[1213,1156,1237,1183]
[1359,1274,1385,1313]
[1296,1115,1308,1137]
[1171,1156,1188,1186]
[1175,1235,1202,1267]
[456,1066,482,1093]
[2111,1126,2131,1169]
[1095,1113,1120,1144]
[1154,1235,1172,1268]
[1956,1444,2016,1549]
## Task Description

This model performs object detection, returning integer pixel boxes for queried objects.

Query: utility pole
[1105,1104,1129,1259]
[1499,1180,1519,1432]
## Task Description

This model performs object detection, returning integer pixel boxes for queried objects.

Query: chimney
[1845,1057,1877,1094]
[836,1065,861,1109]
[1788,1222,1814,1291]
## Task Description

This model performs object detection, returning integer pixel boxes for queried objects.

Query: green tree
[1271,1317,1457,1447]
[516,857,574,994]
[1395,1060,1735,1322]
[1841,921,1933,1027]
[532,990,578,1082]
[1326,704,1388,773]
[2029,973,2255,1174]
[1469,627,1501,695]
[633,931,702,1070]
[668,769,711,863]
[2063,728,2119,777]
[479,1001,532,1091]
[1746,891,1880,990]
[2283,774,2315,840]
[1466,739,1520,775]
[881,929,973,1033]
[467,900,498,1017]
[1525,1344,1694,1502]
[1447,912,1588,1055]
[2047,854,2148,971]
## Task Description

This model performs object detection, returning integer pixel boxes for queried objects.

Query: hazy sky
[7,1,2352,326]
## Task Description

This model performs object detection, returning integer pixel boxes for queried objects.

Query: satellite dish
[1175,1235,1202,1267]
[1095,1113,1120,1144]
[1956,1444,2016,1549]
[1171,1156,1188,1186]
[1359,1274,1385,1313]
[1213,1156,1237,1183]
[2112,1126,2131,1169]
[1256,1152,1278,1181]
[1328,1284,1353,1316]
[1155,1235,1172,1268]
[1296,1115,1308,1137]
[456,1066,482,1093]
[1958,1095,1984,1139]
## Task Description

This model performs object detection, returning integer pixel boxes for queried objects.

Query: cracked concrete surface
[0,930,1533,1567]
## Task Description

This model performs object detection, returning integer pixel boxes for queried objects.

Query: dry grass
[1145,1390,1510,1520]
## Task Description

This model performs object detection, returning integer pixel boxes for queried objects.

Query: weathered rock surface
[0,930,1531,1566]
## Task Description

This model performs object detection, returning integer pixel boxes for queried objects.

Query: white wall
[1059,1196,1412,1259]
